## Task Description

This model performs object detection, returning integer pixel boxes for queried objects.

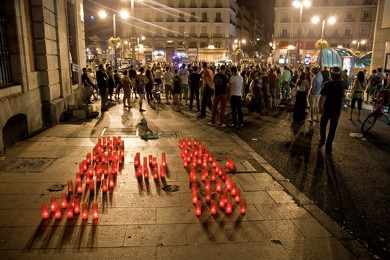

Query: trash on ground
[47,183,66,192]
[162,185,179,192]
[140,132,159,140]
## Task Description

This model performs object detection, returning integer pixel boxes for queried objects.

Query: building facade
[85,0,259,64]
[0,0,86,155]
[371,0,390,69]
[273,0,378,66]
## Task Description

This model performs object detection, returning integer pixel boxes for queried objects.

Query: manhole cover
[235,160,256,173]
[104,127,138,137]
[5,158,57,173]
[158,131,183,138]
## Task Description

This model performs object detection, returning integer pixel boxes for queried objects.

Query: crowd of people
[81,61,390,154]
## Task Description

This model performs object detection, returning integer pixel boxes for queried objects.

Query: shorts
[351,97,363,110]
[309,95,319,108]
[269,88,276,98]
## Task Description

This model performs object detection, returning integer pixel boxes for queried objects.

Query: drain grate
[104,127,138,137]
[158,131,183,138]
[5,158,57,173]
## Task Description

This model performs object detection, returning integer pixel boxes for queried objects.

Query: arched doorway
[2,114,29,153]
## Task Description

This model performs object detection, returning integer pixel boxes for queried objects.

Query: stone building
[371,0,390,69]
[0,0,86,155]
[273,0,378,66]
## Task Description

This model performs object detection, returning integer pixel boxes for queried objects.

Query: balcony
[213,33,224,38]
[215,4,223,8]
[344,17,355,22]
[189,18,197,22]
[201,4,208,8]
[189,4,197,8]
[189,33,197,37]
[201,19,209,22]
[166,18,175,22]
[281,18,290,23]
[279,33,289,38]
[214,19,223,23]
[178,3,186,8]
[178,19,186,22]
[200,33,208,38]
[360,17,372,22]
[166,33,175,37]
[155,18,163,22]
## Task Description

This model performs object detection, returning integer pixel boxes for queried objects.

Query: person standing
[178,64,190,106]
[349,71,366,121]
[208,65,229,127]
[87,67,98,100]
[318,67,344,155]
[275,68,282,102]
[229,66,244,127]
[106,66,116,102]
[321,66,330,83]
[293,72,310,123]
[281,65,292,100]
[145,69,155,103]
[96,64,108,112]
[136,67,149,112]
[268,68,277,109]
[122,70,132,110]
[172,69,182,112]
[250,72,264,118]
[189,66,201,111]
[199,62,214,119]
[81,67,93,104]
[308,67,323,122]
[163,66,174,104]
[128,65,138,100]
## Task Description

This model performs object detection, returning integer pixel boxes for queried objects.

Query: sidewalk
[0,97,373,260]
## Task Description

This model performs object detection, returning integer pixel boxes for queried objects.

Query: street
[230,101,390,259]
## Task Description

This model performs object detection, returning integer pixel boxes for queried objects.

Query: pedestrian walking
[163,66,173,104]
[199,62,214,119]
[318,66,344,155]
[122,70,132,110]
[281,65,292,100]
[96,64,108,112]
[208,64,229,127]
[308,67,323,123]
[349,70,366,121]
[189,66,201,111]
[81,67,93,104]
[136,67,148,112]
[293,72,310,123]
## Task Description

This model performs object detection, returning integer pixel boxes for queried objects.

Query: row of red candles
[178,138,246,216]
[134,152,167,181]
[41,136,124,220]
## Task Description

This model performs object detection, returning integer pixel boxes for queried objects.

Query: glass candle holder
[41,203,49,219]
[92,202,99,220]
[82,203,88,220]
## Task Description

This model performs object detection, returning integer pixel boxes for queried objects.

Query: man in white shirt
[163,66,174,104]
[281,65,292,100]
[178,64,190,105]
[229,66,244,127]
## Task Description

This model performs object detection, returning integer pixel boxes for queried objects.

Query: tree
[315,39,329,50]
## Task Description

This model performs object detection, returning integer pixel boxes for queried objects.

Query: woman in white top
[293,72,310,123]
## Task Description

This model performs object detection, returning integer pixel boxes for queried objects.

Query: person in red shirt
[268,68,277,109]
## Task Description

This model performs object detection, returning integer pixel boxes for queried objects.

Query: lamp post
[293,0,311,67]
[98,10,129,69]
[311,16,336,67]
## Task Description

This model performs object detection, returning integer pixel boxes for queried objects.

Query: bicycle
[361,88,390,134]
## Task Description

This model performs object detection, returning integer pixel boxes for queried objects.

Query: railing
[166,18,175,22]
[345,17,355,22]
[360,17,372,22]
[201,19,209,22]
[178,19,186,22]
[281,18,290,23]
[155,18,163,22]
[214,19,223,22]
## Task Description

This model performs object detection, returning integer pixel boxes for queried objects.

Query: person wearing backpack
[250,72,264,118]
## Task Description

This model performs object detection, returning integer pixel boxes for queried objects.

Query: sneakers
[219,124,227,128]
[238,123,244,127]
[207,122,216,126]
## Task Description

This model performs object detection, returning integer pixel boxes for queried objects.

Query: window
[190,26,196,34]
[216,12,222,22]
[202,26,207,34]
[363,11,369,18]
[179,26,184,34]
[179,13,185,22]
[190,12,196,22]
[202,12,208,22]
[216,26,221,35]
[282,28,288,36]
[297,28,302,36]
[347,11,352,19]
[345,28,351,36]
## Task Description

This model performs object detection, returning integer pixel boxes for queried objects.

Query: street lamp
[233,39,246,62]
[98,9,129,69]
[352,39,366,52]
[293,0,311,67]
[311,15,336,67]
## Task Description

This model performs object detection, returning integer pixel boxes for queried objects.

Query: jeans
[211,94,228,125]
[319,112,340,152]
[282,81,290,100]
[230,95,243,125]
[190,86,200,110]
[201,85,212,117]
[253,94,263,114]
[100,88,108,110]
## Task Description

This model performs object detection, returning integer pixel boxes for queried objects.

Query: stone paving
[0,98,372,259]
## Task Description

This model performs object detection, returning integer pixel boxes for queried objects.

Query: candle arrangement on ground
[133,151,168,183]
[178,138,245,217]
[39,136,125,223]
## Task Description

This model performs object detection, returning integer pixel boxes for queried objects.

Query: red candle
[86,152,92,164]
[87,165,93,177]
[89,179,95,193]
[216,180,222,192]
[134,153,140,167]
[73,198,80,214]
[79,162,84,174]
[67,180,73,194]
[61,193,67,209]
[102,179,108,192]
[162,152,166,167]
[231,183,237,196]
[135,165,142,178]
[205,190,211,204]
[96,172,102,183]
[211,172,216,181]
[205,179,210,191]
[225,198,232,215]
[210,200,217,215]
[50,196,57,212]
[54,204,62,220]
[75,173,81,182]
[148,155,153,166]
[144,166,149,180]
[240,199,247,215]
[92,202,99,220]
[219,195,225,209]
[41,203,49,219]
[195,201,202,216]
[103,164,109,175]
[192,190,198,205]
[234,189,241,203]
[190,171,197,183]
[82,203,88,220]
[85,175,91,185]
[108,174,115,188]
[160,165,166,179]
[66,205,74,219]
[76,181,83,194]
